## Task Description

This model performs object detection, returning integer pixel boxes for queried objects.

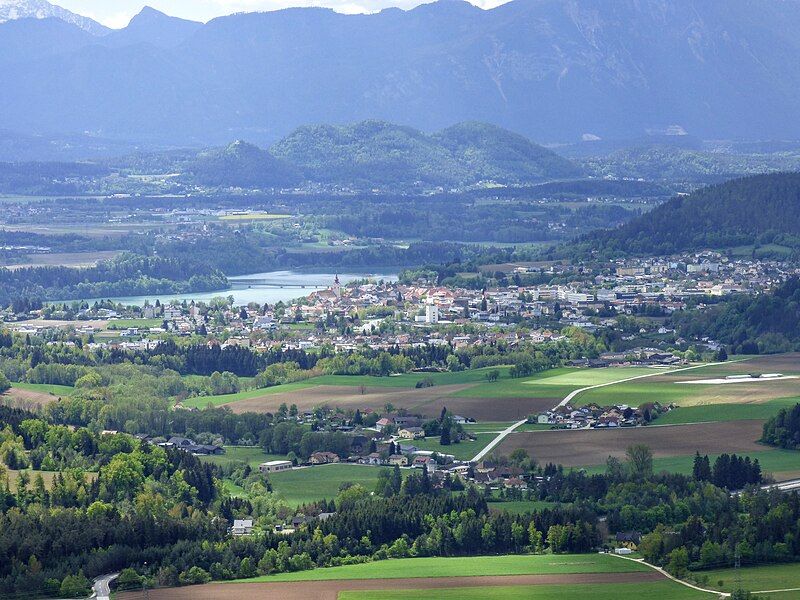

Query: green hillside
[270,120,581,187]
[574,172,800,257]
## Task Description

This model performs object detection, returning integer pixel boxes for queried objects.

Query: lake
[75,269,399,307]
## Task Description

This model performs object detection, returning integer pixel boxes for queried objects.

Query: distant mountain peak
[0,0,108,35]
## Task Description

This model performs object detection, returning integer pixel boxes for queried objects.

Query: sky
[50,0,504,28]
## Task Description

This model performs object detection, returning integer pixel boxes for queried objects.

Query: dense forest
[762,403,800,449]
[672,277,800,354]
[569,173,800,257]
[0,253,228,306]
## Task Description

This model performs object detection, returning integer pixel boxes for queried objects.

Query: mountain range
[0,0,108,35]
[2,0,800,147]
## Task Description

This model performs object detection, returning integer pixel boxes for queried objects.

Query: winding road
[470,360,743,463]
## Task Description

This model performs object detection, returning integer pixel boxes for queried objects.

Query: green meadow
[339,582,708,600]
[696,562,800,593]
[656,397,800,425]
[11,382,74,396]
[581,448,800,480]
[412,432,498,460]
[266,464,395,505]
[181,382,316,409]
[232,553,648,583]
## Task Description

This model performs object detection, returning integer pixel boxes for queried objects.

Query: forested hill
[673,277,800,354]
[571,173,800,257]
[269,120,582,187]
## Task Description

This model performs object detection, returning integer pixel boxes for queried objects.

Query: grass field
[696,562,800,593]
[338,581,708,600]
[200,446,289,468]
[412,433,498,460]
[581,448,800,479]
[487,500,562,514]
[12,382,74,396]
[310,368,512,389]
[266,464,393,505]
[182,382,316,409]
[107,318,164,330]
[656,397,800,425]
[5,469,97,492]
[577,355,800,409]
[233,554,649,583]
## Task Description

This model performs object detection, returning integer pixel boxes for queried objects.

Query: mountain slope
[577,173,800,256]
[2,0,800,144]
[270,120,580,186]
[103,7,201,48]
[0,0,107,35]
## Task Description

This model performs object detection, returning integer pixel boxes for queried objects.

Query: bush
[179,566,211,585]
[59,572,91,598]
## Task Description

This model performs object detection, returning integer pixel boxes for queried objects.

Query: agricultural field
[695,562,800,593]
[581,448,800,480]
[200,446,289,469]
[106,318,164,330]
[181,382,317,409]
[1,382,73,409]
[412,433,497,460]
[487,500,563,514]
[338,581,707,600]
[4,469,97,493]
[496,420,767,467]
[656,396,800,425]
[130,555,703,600]
[264,464,394,505]
[234,553,650,582]
[576,354,800,410]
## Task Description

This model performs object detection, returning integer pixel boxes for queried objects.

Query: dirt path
[124,571,665,600]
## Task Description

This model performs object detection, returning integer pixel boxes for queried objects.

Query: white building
[259,460,293,474]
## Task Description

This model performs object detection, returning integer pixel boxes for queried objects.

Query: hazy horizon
[49,0,507,28]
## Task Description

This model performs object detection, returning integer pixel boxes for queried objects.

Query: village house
[231,519,253,536]
[388,454,409,466]
[398,426,425,440]
[310,451,340,465]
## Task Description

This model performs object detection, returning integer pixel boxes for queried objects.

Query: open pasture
[339,581,707,600]
[577,355,800,409]
[580,448,800,480]
[266,464,393,505]
[496,420,766,467]
[695,562,800,594]
[237,553,649,583]
[1,382,72,409]
[1,250,121,270]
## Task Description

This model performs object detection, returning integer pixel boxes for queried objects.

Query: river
[80,269,399,307]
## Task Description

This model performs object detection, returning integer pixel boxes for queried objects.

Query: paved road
[92,573,118,600]
[470,360,740,463]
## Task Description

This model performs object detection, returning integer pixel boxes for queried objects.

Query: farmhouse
[231,519,253,536]
[398,426,425,440]
[310,451,340,465]
[388,454,409,466]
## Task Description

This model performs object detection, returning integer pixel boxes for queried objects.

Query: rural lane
[91,573,118,600]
